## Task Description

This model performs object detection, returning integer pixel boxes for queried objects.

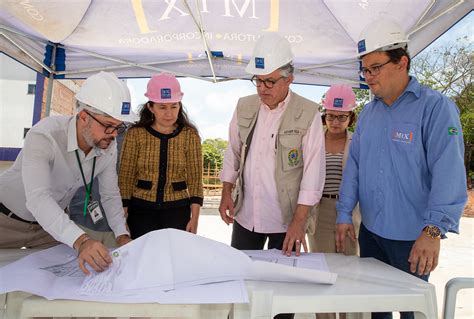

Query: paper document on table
[244,249,330,271]
[244,249,336,284]
[81,229,252,295]
[1,229,336,303]
[0,243,248,303]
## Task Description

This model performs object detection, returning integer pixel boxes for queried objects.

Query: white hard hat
[246,33,294,75]
[357,19,409,58]
[75,71,138,122]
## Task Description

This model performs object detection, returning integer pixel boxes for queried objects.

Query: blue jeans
[358,223,429,319]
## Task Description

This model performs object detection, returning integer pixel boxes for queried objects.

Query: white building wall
[0,54,37,148]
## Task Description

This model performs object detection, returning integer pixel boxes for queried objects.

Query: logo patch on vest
[161,88,172,99]
[255,57,265,69]
[287,149,300,167]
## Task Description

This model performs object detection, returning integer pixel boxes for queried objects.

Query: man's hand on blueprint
[282,204,310,257]
[78,239,112,275]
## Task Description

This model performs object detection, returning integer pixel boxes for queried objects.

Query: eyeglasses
[251,76,285,89]
[358,60,392,78]
[325,114,350,122]
[85,111,127,134]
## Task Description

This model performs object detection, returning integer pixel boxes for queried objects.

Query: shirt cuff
[220,170,238,184]
[336,211,353,224]
[297,190,322,206]
[64,225,88,248]
[112,224,130,238]
[122,198,130,207]
[190,196,204,206]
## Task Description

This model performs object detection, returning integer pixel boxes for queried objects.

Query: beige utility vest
[232,92,319,225]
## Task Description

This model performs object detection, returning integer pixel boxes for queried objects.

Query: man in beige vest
[219,34,325,263]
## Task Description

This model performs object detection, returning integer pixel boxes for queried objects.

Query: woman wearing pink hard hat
[118,73,203,238]
[307,84,362,319]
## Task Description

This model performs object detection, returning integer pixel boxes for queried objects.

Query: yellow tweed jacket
[119,125,203,209]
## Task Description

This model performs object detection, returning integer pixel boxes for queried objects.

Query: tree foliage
[411,37,473,184]
[202,138,228,171]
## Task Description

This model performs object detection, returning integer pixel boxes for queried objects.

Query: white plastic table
[1,250,437,319]
[0,249,231,319]
[232,254,437,319]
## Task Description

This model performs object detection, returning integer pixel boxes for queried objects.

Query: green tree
[411,37,473,184]
[202,138,228,171]
[454,83,474,186]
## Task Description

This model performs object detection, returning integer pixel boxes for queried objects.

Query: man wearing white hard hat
[335,19,467,319]
[0,71,137,275]
[219,34,325,264]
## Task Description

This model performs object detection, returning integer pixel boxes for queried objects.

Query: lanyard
[75,150,96,216]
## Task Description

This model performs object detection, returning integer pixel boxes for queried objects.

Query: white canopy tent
[1,0,472,86]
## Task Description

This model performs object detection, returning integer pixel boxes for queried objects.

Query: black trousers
[231,221,295,319]
[127,205,190,239]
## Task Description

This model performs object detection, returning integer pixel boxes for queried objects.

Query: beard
[83,123,114,150]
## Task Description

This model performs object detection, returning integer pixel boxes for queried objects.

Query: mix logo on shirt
[391,129,413,144]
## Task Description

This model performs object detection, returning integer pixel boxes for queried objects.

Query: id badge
[87,200,104,224]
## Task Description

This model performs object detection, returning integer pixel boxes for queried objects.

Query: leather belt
[322,194,339,199]
[0,203,38,224]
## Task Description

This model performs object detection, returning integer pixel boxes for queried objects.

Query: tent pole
[182,0,217,82]
[408,0,465,36]
[44,44,57,117]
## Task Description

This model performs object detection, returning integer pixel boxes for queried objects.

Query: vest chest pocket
[279,133,304,171]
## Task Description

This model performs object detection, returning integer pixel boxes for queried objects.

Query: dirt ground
[463,189,474,217]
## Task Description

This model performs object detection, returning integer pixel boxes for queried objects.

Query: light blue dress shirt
[336,77,467,240]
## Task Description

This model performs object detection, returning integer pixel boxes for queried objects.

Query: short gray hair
[279,62,294,77]
[75,101,106,116]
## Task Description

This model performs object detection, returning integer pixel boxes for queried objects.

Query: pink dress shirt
[221,91,325,233]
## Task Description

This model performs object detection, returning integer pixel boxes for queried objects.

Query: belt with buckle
[0,203,38,224]
[322,194,339,199]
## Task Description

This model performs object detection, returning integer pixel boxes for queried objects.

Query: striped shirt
[323,152,343,195]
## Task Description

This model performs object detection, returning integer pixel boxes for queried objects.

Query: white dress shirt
[221,91,325,233]
[0,115,128,247]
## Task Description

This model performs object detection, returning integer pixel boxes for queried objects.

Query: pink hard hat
[322,84,357,111]
[144,73,184,103]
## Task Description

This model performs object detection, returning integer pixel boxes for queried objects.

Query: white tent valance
[1,0,472,86]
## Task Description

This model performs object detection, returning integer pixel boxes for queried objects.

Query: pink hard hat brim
[144,92,184,104]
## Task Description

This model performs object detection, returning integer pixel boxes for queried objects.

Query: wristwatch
[423,225,441,239]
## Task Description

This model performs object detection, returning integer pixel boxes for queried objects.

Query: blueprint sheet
[0,229,336,303]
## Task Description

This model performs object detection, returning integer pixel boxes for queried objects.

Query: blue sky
[127,12,473,141]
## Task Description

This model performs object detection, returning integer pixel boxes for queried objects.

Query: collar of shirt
[259,89,292,113]
[374,76,421,106]
[67,115,105,160]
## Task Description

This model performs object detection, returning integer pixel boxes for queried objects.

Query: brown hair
[386,48,411,72]
[132,101,199,133]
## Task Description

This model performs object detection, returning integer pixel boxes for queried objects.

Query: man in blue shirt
[335,19,467,319]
